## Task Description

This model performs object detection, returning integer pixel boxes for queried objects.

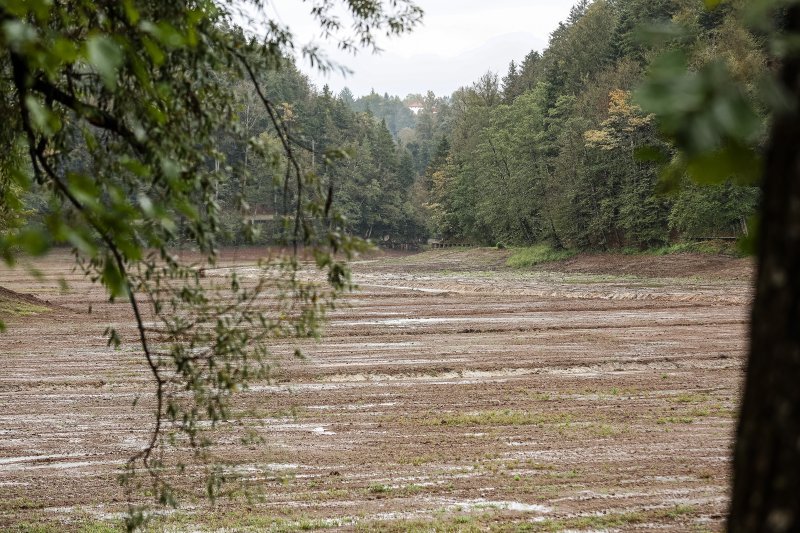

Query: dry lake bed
[0,248,753,532]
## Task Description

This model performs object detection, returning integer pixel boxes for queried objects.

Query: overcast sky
[259,1,576,98]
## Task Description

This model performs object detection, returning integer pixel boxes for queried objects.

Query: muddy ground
[0,248,753,531]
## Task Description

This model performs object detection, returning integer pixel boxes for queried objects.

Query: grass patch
[627,239,743,257]
[367,483,391,495]
[506,245,576,268]
[0,298,50,317]
[590,423,619,437]
[11,517,126,533]
[546,468,580,480]
[535,510,648,531]
[0,497,45,512]
[359,504,698,533]
[153,511,343,532]
[528,391,552,401]
[357,515,479,532]
[399,483,427,496]
[669,392,710,404]
[658,416,695,424]
[77,524,121,533]
[14,524,66,533]
[399,454,436,466]
[527,505,697,532]
[660,504,696,519]
[427,409,572,427]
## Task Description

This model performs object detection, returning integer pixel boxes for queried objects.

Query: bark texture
[729,7,800,532]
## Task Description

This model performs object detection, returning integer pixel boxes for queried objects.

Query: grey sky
[263,1,576,98]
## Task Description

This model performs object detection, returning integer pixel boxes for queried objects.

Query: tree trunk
[728,7,800,531]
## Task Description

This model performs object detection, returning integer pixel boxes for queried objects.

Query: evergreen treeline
[217,71,451,245]
[195,68,429,245]
[20,0,764,250]
[416,0,764,248]
[346,89,416,138]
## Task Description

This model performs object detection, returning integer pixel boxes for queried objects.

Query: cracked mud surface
[0,249,752,531]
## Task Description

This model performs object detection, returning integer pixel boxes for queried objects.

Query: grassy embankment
[506,240,743,269]
[0,288,51,329]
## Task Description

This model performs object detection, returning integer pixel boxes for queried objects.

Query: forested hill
[410,0,764,249]
[303,0,764,249]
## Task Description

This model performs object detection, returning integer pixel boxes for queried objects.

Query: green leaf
[86,35,124,89]
[160,158,181,181]
[140,21,185,48]
[66,172,101,209]
[686,146,761,185]
[0,0,33,17]
[63,228,98,256]
[635,145,668,163]
[141,36,165,66]
[25,95,62,135]
[51,37,79,62]
[758,74,796,114]
[102,257,127,299]
[656,159,686,195]
[710,94,761,142]
[116,235,142,261]
[122,0,140,24]
[2,19,38,50]
[24,0,52,22]
[2,188,23,211]
[8,167,31,188]
[137,193,155,216]
[105,327,122,348]
[120,157,151,177]
[143,100,167,124]
[17,227,50,256]
[28,267,44,281]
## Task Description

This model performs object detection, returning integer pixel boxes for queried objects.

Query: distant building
[407,101,424,115]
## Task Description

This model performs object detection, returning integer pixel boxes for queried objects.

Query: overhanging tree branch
[10,47,166,485]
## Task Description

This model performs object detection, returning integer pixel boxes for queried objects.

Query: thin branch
[10,49,164,475]
[30,77,147,154]
[37,152,165,463]
[232,49,305,251]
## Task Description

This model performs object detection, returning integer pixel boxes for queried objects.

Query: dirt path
[0,249,752,531]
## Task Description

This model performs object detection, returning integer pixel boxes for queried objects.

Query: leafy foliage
[0,0,420,523]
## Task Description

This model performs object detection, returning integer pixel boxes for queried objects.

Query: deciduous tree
[0,0,421,523]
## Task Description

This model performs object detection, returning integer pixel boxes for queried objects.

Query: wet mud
[0,249,752,531]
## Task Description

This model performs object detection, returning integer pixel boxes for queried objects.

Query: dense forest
[276,0,768,249]
[417,0,764,249]
[245,0,766,250]
[342,0,767,249]
[214,78,450,247]
[11,0,765,251]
